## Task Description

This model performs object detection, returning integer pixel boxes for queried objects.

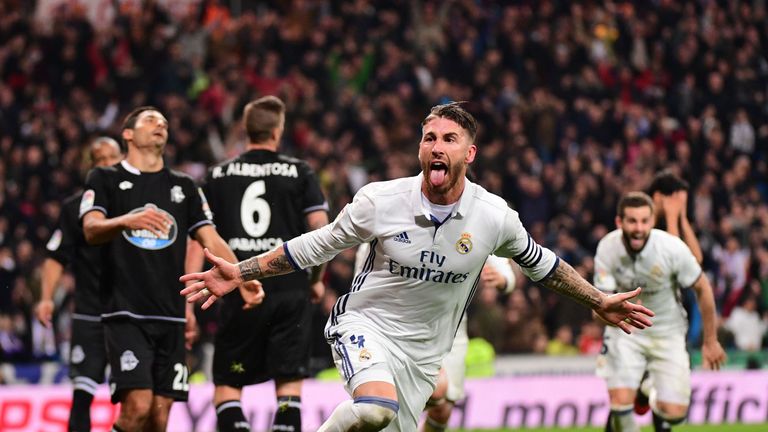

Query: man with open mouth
[180,102,655,432]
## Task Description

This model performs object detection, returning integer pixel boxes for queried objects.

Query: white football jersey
[594,228,702,334]
[286,174,557,365]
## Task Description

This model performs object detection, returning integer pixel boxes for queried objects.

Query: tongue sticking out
[430,168,447,187]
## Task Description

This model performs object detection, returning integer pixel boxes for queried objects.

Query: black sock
[216,400,251,431]
[604,412,613,432]
[273,396,301,432]
[653,412,672,432]
[69,389,94,432]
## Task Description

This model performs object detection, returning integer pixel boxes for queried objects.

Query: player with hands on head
[182,102,653,431]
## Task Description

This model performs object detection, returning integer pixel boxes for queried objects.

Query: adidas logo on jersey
[393,232,411,244]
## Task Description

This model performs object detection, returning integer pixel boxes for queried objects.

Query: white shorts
[596,328,691,405]
[328,322,440,431]
[442,318,468,402]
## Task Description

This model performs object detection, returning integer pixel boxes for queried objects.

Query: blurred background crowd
[0,0,767,379]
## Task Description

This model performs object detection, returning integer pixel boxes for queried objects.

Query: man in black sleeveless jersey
[35,136,122,432]
[201,96,329,432]
[80,106,264,432]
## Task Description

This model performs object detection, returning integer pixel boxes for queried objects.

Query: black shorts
[69,316,108,393]
[104,319,188,403]
[213,277,312,388]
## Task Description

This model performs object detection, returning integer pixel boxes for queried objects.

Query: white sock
[317,397,399,432]
[610,404,639,432]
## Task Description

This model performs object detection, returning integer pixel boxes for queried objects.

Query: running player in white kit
[594,192,726,432]
[181,102,655,432]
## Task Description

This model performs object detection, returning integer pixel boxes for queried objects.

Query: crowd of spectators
[1,0,767,374]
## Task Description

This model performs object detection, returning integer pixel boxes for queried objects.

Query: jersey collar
[121,160,142,176]
[411,172,474,220]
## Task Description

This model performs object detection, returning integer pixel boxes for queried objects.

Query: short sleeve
[187,179,214,236]
[80,168,109,219]
[46,204,77,266]
[300,163,329,214]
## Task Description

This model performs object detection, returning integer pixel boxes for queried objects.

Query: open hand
[594,287,655,334]
[180,248,242,310]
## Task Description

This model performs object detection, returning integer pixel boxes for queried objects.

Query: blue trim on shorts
[336,338,355,380]
[354,396,400,413]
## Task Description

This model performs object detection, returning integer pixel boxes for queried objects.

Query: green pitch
[456,424,768,432]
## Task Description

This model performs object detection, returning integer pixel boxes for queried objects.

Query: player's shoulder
[211,153,241,170]
[88,164,120,178]
[469,181,511,212]
[597,229,624,250]
[650,228,688,250]
[356,176,415,200]
[167,167,197,187]
[276,153,308,166]
[63,190,85,207]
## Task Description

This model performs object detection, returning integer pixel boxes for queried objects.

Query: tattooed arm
[179,244,297,309]
[238,246,296,281]
[539,260,655,334]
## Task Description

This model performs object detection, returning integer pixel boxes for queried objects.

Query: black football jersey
[45,191,103,317]
[203,149,328,263]
[80,160,213,321]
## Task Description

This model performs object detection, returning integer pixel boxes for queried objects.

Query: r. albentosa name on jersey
[211,162,299,179]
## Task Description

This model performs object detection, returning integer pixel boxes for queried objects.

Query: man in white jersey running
[181,102,654,432]
[594,192,725,432]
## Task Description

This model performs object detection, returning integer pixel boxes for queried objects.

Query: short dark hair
[617,191,655,218]
[121,106,161,148]
[648,169,689,196]
[243,96,285,144]
[422,101,478,142]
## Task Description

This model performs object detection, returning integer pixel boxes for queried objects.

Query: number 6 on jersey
[241,180,271,237]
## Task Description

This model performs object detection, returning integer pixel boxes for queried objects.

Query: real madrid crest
[359,348,372,362]
[455,232,472,254]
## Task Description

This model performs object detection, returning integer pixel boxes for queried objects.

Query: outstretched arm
[180,245,294,309]
[539,260,654,334]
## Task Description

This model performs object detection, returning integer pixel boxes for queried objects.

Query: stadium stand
[0,0,766,380]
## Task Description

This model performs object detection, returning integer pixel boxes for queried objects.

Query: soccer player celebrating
[80,107,263,432]
[594,192,726,432]
[35,137,123,432]
[181,102,654,431]
[201,96,329,432]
